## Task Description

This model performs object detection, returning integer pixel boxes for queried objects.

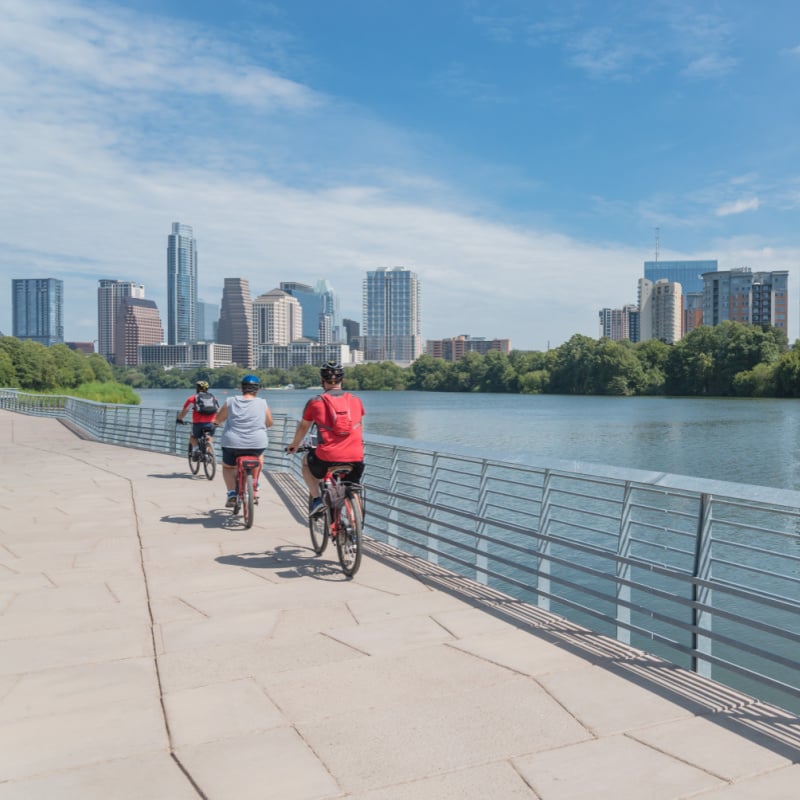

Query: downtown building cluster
[11,223,427,370]
[599,260,789,344]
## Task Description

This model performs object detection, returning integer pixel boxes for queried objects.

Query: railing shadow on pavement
[362,536,800,765]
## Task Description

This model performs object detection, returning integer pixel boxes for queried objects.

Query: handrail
[2,387,799,715]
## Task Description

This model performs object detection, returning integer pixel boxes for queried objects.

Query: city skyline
[2,1,800,348]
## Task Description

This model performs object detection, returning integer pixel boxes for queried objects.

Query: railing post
[692,493,713,677]
[426,453,441,565]
[386,445,401,548]
[616,481,633,645]
[475,460,490,586]
[536,469,553,611]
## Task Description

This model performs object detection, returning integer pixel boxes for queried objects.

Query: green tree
[0,348,17,386]
[479,350,517,392]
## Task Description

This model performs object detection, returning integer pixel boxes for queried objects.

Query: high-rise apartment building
[12,278,64,345]
[166,222,197,345]
[638,279,683,344]
[218,278,253,368]
[701,268,789,333]
[115,297,164,366]
[598,305,638,342]
[343,318,360,351]
[97,279,145,362]
[253,289,302,349]
[362,267,422,363]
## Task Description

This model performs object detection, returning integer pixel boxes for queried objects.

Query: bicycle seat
[329,465,354,478]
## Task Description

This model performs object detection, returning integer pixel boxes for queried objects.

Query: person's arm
[214,401,228,426]
[177,397,192,422]
[286,418,312,452]
[265,403,273,429]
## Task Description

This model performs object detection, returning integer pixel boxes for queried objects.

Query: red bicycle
[295,446,364,576]
[232,455,261,529]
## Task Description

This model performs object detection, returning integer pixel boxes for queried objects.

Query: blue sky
[2,0,800,349]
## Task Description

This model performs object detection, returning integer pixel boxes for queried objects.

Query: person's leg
[302,455,321,498]
[221,448,238,505]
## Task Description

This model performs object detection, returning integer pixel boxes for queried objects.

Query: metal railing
[3,388,799,714]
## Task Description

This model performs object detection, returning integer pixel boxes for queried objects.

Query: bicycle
[177,421,216,481]
[231,454,261,529]
[293,446,364,577]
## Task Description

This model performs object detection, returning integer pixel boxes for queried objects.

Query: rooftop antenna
[654,227,660,263]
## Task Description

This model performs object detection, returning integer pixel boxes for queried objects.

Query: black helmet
[320,361,344,382]
[196,380,209,392]
[241,374,260,392]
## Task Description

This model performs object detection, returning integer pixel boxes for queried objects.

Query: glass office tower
[643,260,717,294]
[166,222,197,345]
[12,278,64,345]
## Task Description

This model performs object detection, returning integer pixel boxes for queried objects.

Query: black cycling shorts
[221,447,265,467]
[307,449,364,484]
[192,422,216,439]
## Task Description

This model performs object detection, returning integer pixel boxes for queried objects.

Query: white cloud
[715,198,760,217]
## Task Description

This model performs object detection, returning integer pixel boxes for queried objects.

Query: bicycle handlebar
[286,444,312,453]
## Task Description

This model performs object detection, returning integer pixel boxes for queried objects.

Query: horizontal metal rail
[3,388,800,715]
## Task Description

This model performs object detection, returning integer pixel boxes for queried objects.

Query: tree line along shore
[2,321,799,401]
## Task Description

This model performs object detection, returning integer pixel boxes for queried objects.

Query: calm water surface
[139,389,800,491]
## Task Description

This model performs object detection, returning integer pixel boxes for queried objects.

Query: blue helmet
[241,374,260,391]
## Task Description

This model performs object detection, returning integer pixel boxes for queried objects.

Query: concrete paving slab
[158,631,363,693]
[175,728,341,800]
[158,607,281,652]
[0,703,167,781]
[450,627,601,677]
[0,752,198,800]
[298,674,591,794]
[164,677,285,747]
[0,606,150,641]
[324,612,456,656]
[628,712,793,781]
[0,625,153,675]
[686,764,800,798]
[344,761,538,800]
[0,658,157,722]
[513,735,723,799]
[263,642,524,723]
[537,662,697,735]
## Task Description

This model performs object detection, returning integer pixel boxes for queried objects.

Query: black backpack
[194,392,219,415]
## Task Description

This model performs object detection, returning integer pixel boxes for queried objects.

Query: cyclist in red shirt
[176,380,219,459]
[286,362,365,517]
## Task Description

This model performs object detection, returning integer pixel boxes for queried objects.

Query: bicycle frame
[233,455,262,529]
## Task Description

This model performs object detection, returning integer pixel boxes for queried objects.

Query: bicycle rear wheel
[203,445,216,480]
[336,494,363,576]
[188,443,200,475]
[243,473,254,529]
[309,501,329,555]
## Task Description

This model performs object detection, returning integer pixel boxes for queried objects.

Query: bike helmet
[241,374,261,392]
[320,361,344,382]
[196,380,209,392]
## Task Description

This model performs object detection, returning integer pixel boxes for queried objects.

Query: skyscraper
[644,260,716,294]
[253,290,302,346]
[115,297,164,366]
[12,278,64,345]
[362,267,422,362]
[280,280,342,343]
[196,300,219,341]
[97,279,145,363]
[166,222,197,345]
[638,278,683,344]
[218,278,253,368]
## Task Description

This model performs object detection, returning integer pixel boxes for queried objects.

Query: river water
[140,388,800,490]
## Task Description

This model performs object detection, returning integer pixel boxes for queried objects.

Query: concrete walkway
[0,410,798,799]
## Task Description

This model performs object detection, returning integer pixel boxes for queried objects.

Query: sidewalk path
[0,410,798,799]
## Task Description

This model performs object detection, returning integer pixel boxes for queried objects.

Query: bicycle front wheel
[203,446,216,480]
[309,503,329,555]
[243,473,254,529]
[336,494,363,576]
[188,443,200,475]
